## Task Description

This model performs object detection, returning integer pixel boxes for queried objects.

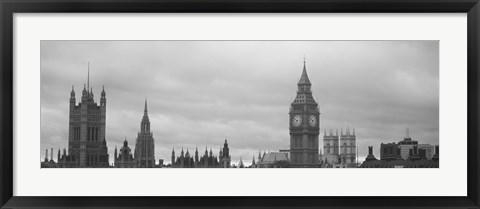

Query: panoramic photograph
[40,41,439,168]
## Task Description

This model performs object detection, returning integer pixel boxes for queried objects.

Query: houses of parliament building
[49,67,158,168]
[44,66,231,168]
[170,139,232,168]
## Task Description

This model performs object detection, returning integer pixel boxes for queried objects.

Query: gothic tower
[289,59,320,168]
[66,64,109,168]
[323,129,339,155]
[219,139,231,168]
[340,128,356,165]
[134,99,156,168]
[194,147,199,165]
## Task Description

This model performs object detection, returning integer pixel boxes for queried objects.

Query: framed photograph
[1,0,479,208]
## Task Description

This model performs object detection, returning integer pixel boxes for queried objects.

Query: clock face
[309,115,317,127]
[292,115,302,127]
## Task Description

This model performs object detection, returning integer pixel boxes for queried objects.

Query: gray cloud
[40,41,439,165]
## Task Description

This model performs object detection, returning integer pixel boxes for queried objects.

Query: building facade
[58,71,109,168]
[362,129,439,168]
[380,129,435,161]
[256,151,290,168]
[361,145,439,168]
[114,139,135,168]
[340,128,356,165]
[218,139,232,168]
[134,100,156,168]
[397,129,435,160]
[171,146,222,168]
[171,148,195,168]
[322,129,340,166]
[289,60,320,168]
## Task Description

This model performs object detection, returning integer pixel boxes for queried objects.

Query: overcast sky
[40,41,439,165]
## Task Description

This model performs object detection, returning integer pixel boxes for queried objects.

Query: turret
[194,147,199,163]
[171,148,175,165]
[90,87,94,101]
[81,84,88,102]
[100,86,106,107]
[140,99,150,133]
[70,86,76,107]
[223,139,229,157]
[57,149,61,162]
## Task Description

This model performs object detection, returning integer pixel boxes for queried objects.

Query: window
[87,127,90,141]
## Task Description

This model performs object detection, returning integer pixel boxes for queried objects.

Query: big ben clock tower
[289,59,320,168]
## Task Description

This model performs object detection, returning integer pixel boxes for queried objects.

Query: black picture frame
[1,0,479,208]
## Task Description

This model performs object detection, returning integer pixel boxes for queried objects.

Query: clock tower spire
[289,59,320,168]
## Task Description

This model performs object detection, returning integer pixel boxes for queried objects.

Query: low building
[256,152,290,168]
[114,139,135,168]
[360,145,439,168]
